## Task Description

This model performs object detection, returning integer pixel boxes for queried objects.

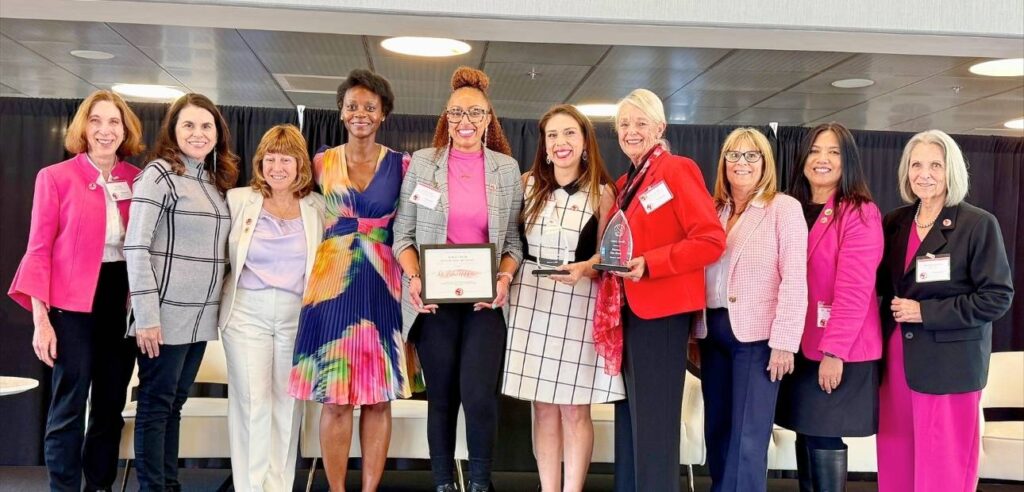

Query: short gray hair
[897,129,970,206]
[616,88,670,150]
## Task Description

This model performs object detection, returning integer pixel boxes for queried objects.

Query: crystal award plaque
[593,210,633,272]
[532,231,572,277]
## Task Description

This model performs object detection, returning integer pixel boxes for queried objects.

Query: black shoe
[809,446,848,492]
[795,435,813,492]
[435,483,459,492]
[468,482,494,492]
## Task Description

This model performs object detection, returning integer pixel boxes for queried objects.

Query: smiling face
[261,152,298,194]
[803,130,843,195]
[175,104,217,161]
[908,142,947,203]
[725,140,764,197]
[544,113,585,173]
[341,86,383,140]
[446,87,491,152]
[616,103,665,164]
[86,100,125,161]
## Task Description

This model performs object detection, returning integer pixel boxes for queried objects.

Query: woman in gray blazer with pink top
[392,66,522,492]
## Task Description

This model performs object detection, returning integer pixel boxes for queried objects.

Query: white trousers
[222,287,302,492]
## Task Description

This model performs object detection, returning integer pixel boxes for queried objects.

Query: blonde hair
[712,127,778,209]
[65,90,145,158]
[897,130,969,206]
[249,124,314,198]
[616,88,670,150]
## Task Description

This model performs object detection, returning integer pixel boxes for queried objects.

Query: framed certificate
[420,244,497,304]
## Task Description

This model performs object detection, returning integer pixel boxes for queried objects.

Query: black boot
[435,483,459,492]
[809,446,848,492]
[467,481,494,492]
[795,435,813,492]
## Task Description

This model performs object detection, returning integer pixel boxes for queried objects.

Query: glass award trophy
[593,210,633,272]
[532,231,572,276]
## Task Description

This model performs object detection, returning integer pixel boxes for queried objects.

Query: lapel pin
[88,183,97,190]
[820,217,828,223]
[942,219,952,227]
[570,205,579,211]
[824,208,833,216]
[246,218,253,225]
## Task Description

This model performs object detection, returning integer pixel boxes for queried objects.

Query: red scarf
[592,145,665,376]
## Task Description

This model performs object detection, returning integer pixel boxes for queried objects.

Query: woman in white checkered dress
[501,105,625,492]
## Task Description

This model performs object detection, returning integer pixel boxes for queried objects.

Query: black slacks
[614,305,691,492]
[413,304,506,486]
[44,261,136,492]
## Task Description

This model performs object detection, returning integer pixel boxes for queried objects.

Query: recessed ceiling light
[969,58,1024,77]
[380,37,471,57]
[1005,118,1024,130]
[831,78,875,89]
[575,104,618,118]
[112,84,185,100]
[70,49,115,60]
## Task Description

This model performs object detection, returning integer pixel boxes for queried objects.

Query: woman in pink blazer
[8,90,144,492]
[776,122,883,492]
[696,127,807,492]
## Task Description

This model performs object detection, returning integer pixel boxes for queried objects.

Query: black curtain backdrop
[0,97,1020,470]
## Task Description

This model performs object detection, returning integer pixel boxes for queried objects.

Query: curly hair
[431,66,512,157]
[335,68,396,117]
[150,93,239,193]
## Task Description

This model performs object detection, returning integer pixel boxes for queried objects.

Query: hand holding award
[593,210,633,273]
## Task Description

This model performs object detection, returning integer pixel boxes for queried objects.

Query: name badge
[916,254,951,283]
[817,301,832,328]
[410,183,442,210]
[106,181,132,201]
[639,180,673,213]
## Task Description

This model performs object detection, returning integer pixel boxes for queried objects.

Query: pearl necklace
[914,201,936,228]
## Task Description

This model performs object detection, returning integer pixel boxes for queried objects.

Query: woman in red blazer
[8,90,144,492]
[775,123,884,491]
[697,128,807,492]
[594,88,725,492]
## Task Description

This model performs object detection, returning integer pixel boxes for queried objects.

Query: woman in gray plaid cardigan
[124,93,239,492]
[393,67,522,492]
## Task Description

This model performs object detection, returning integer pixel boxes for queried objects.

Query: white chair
[118,340,231,492]
[768,427,878,472]
[979,351,1024,481]
[589,370,705,492]
[299,399,469,492]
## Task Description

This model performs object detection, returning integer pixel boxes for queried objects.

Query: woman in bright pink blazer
[8,90,144,492]
[776,122,883,492]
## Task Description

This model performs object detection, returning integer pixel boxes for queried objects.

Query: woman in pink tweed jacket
[695,127,807,492]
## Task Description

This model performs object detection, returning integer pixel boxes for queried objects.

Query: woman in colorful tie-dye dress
[289,69,422,491]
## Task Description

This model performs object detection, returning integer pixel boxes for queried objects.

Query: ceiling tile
[0,19,125,45]
[483,62,589,102]
[683,70,815,92]
[238,30,367,76]
[486,42,608,65]
[828,53,972,77]
[572,66,703,101]
[755,91,870,110]
[665,106,745,125]
[287,91,338,109]
[599,46,729,70]
[785,72,921,95]
[725,107,833,126]
[667,89,776,108]
[714,50,851,73]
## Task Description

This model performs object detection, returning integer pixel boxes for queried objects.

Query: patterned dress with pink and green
[289,145,423,405]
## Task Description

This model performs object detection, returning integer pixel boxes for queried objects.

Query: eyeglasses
[724,151,763,163]
[445,107,489,123]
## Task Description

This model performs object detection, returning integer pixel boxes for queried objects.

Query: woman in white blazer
[220,124,325,492]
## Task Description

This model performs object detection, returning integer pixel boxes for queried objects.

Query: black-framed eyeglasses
[445,107,489,123]
[724,151,763,163]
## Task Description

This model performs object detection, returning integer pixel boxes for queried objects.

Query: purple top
[446,148,489,244]
[237,210,307,295]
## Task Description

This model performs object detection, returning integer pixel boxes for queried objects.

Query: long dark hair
[788,122,872,217]
[151,93,239,193]
[523,105,614,230]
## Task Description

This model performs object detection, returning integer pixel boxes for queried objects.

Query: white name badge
[409,183,442,210]
[105,181,132,201]
[639,180,673,213]
[916,254,951,283]
[817,301,832,328]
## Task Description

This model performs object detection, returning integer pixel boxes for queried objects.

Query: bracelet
[496,272,513,282]
[823,351,842,360]
[405,273,420,279]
